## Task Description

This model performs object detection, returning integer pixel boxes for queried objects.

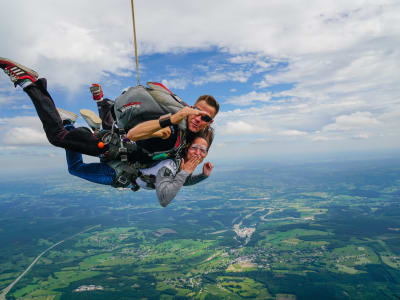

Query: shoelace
[4,68,19,82]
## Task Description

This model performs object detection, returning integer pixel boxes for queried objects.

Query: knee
[68,164,79,176]
[46,131,66,147]
[67,159,83,176]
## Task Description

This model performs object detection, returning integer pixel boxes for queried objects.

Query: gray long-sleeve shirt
[156,168,208,207]
[135,159,208,207]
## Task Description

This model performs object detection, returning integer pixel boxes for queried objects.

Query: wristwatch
[159,113,172,128]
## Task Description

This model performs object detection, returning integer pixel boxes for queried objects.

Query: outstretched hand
[180,156,202,174]
[202,162,214,177]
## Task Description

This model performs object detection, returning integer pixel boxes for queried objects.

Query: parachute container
[113,83,188,131]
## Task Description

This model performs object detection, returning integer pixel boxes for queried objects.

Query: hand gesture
[153,127,171,139]
[172,107,208,124]
[180,156,202,174]
[202,162,214,177]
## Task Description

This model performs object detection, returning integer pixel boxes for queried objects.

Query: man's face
[187,100,216,133]
[186,137,208,162]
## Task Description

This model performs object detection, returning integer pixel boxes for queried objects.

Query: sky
[0,0,399,172]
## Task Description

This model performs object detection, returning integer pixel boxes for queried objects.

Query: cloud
[322,111,380,132]
[195,70,251,86]
[219,120,269,135]
[161,78,189,90]
[225,91,272,106]
[278,130,308,137]
[3,127,48,146]
[0,116,50,147]
[0,0,399,159]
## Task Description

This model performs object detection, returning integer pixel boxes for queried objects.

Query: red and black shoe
[90,83,104,101]
[0,57,38,87]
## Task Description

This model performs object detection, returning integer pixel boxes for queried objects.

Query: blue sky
[1,0,399,172]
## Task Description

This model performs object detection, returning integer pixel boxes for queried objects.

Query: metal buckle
[117,175,128,186]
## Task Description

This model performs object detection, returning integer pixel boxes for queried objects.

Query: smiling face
[186,137,209,162]
[187,100,217,133]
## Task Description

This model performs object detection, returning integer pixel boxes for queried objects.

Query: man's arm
[126,107,206,142]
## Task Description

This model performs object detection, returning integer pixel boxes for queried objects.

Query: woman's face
[186,137,208,162]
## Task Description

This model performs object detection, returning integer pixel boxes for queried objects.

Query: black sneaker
[0,57,38,86]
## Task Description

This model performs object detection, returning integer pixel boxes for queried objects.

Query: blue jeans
[65,149,116,186]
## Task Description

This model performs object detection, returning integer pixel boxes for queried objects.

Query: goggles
[193,106,213,123]
[189,144,208,155]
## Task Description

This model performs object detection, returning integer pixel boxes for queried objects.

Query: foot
[57,108,78,125]
[90,83,104,101]
[80,109,102,131]
[0,57,38,87]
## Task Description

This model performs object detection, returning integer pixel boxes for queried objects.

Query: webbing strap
[131,0,140,86]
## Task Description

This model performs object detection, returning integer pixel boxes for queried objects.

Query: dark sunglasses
[193,106,213,123]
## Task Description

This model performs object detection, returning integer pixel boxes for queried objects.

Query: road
[0,225,99,300]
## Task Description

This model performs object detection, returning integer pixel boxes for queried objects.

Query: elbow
[68,167,74,175]
[157,191,172,208]
[67,162,80,175]
[159,201,169,208]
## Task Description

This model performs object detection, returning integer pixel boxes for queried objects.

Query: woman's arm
[184,161,213,186]
[155,168,190,207]
[155,156,202,207]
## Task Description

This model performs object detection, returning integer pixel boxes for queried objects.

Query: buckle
[119,147,128,162]
[117,175,128,186]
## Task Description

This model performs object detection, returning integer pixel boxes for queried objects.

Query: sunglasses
[193,106,213,123]
[189,144,208,154]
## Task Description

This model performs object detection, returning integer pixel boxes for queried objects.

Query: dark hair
[186,126,215,153]
[196,127,214,150]
[195,95,219,116]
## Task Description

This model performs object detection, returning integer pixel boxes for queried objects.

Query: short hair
[195,95,219,116]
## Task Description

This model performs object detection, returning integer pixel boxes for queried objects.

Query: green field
[1,159,400,299]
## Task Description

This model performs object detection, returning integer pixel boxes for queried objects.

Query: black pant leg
[24,78,105,156]
[97,98,115,130]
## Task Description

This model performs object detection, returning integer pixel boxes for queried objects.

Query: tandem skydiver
[60,109,214,207]
[85,81,219,166]
[0,57,219,161]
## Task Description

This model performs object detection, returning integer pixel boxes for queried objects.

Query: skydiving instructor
[0,57,217,158]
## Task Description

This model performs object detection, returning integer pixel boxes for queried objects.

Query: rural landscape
[1,158,400,299]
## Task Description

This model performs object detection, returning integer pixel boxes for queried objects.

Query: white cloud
[278,130,308,137]
[322,111,380,132]
[161,78,189,90]
[0,116,43,128]
[195,70,251,86]
[0,116,49,147]
[219,120,268,135]
[225,91,272,106]
[3,127,48,146]
[0,0,399,159]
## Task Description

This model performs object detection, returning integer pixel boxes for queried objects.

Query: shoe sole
[80,109,102,129]
[57,108,78,122]
[0,57,39,79]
